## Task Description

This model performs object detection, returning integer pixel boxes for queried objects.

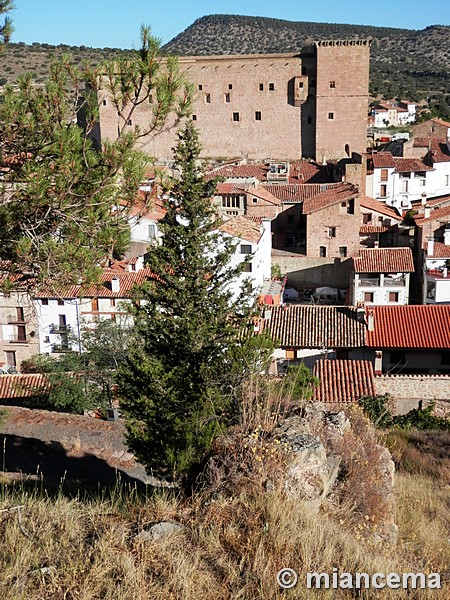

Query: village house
[422,236,450,305]
[411,118,450,139]
[351,247,414,306]
[359,195,402,248]
[366,305,450,374]
[370,100,417,128]
[312,359,375,405]
[263,305,367,372]
[213,182,282,220]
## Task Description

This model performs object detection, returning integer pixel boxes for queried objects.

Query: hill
[165,15,450,113]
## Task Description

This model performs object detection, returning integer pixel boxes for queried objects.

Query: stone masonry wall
[375,375,450,415]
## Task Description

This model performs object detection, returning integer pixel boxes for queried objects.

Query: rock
[135,521,184,542]
[324,410,351,436]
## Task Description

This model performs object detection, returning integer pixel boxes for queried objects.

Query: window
[16,307,24,322]
[5,350,16,366]
[420,179,426,187]
[362,213,372,224]
[91,298,98,312]
[339,246,347,258]
[222,196,240,209]
[126,119,132,126]
[205,93,211,103]
[319,246,327,257]
[225,93,230,103]
[102,99,107,106]
[228,83,232,90]
[240,244,252,254]
[380,184,387,198]
[299,81,304,88]
[192,114,197,121]
[388,292,399,303]
[110,298,116,307]
[44,336,50,343]
[41,299,49,305]
[329,80,336,88]
[328,227,336,238]
[259,83,264,91]
[252,197,258,203]
[233,112,240,122]
[364,292,374,302]
[269,83,275,91]
[255,111,261,121]
[198,84,202,90]
[328,112,334,120]
[307,116,312,124]
[445,175,449,187]
[347,198,355,215]
[286,349,297,360]
[242,262,252,272]
[58,314,67,328]
[57,299,64,306]
[148,224,157,239]
[380,169,388,182]
[402,180,409,193]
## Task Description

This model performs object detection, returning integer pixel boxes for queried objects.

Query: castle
[93,40,371,163]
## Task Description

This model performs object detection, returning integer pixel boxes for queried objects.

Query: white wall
[128,215,162,245]
[35,298,81,354]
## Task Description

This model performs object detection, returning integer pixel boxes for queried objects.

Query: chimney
[427,237,434,256]
[424,204,431,219]
[375,351,383,375]
[421,192,427,206]
[111,276,120,293]
[374,240,379,248]
[366,308,375,332]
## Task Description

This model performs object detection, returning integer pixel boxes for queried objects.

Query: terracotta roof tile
[262,183,334,203]
[360,196,401,219]
[393,157,433,172]
[425,242,450,259]
[302,182,358,214]
[359,225,390,233]
[0,374,50,399]
[415,205,450,225]
[313,359,375,403]
[413,138,450,163]
[266,305,366,349]
[215,182,251,195]
[207,164,268,181]
[372,153,396,169]
[218,215,262,244]
[366,305,450,349]
[353,248,414,273]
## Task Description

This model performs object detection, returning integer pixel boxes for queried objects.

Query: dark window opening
[328,227,336,238]
[240,244,252,254]
[225,93,230,103]
[319,246,327,257]
[269,83,275,91]
[328,112,334,120]
[205,93,211,103]
[339,246,347,258]
[242,262,252,272]
[233,112,240,122]
[192,114,197,121]
[198,84,202,90]
[255,111,261,121]
[259,83,264,91]
[228,83,233,90]
[364,292,374,302]
[330,81,336,88]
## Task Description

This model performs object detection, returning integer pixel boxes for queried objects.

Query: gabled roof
[265,305,366,349]
[413,138,450,163]
[425,242,450,259]
[366,305,450,349]
[313,359,375,404]
[393,157,433,172]
[302,183,358,215]
[215,182,252,195]
[371,153,395,169]
[360,196,401,219]
[262,183,340,203]
[353,248,414,274]
[245,185,282,205]
[415,205,450,226]
[218,215,262,244]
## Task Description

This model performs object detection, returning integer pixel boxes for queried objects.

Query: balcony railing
[359,277,380,287]
[51,344,72,353]
[384,277,406,286]
[50,324,70,334]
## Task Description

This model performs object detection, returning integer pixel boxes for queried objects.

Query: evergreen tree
[118,122,273,481]
[0,1,13,45]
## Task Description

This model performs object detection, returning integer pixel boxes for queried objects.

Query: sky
[10,0,450,49]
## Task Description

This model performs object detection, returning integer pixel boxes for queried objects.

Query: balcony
[8,335,28,343]
[384,276,406,286]
[50,323,70,334]
[358,277,380,287]
[51,343,72,353]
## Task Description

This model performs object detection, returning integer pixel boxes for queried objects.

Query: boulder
[135,521,184,543]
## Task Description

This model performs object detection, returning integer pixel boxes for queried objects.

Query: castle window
[328,112,334,120]
[259,83,264,91]
[225,93,230,103]
[319,246,327,257]
[233,112,240,122]
[228,84,233,90]
[330,81,336,88]
[339,246,347,258]
[299,81,304,88]
[127,119,132,125]
[328,227,336,238]
[269,83,275,91]
[192,114,197,121]
[205,93,211,103]
[198,84,202,90]
[255,111,261,121]
[252,197,258,203]
[102,99,107,106]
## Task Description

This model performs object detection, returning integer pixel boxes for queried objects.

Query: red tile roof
[360,196,401,219]
[372,153,395,169]
[359,225,390,233]
[207,164,268,182]
[366,305,450,349]
[246,185,282,206]
[313,359,375,404]
[353,248,414,274]
[413,138,450,163]
[425,242,450,259]
[393,158,433,172]
[302,182,358,214]
[265,305,366,349]
[215,182,252,195]
[262,183,340,203]
[415,205,450,226]
[218,215,262,244]
[0,374,50,400]
[289,161,330,183]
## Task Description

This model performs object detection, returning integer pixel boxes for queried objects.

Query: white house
[422,234,450,305]
[351,247,414,306]
[217,215,272,302]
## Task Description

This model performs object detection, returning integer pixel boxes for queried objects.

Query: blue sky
[11,0,450,48]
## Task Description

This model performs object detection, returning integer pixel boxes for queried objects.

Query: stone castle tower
[92,39,371,163]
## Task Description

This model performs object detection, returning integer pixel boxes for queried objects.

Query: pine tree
[118,122,273,481]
